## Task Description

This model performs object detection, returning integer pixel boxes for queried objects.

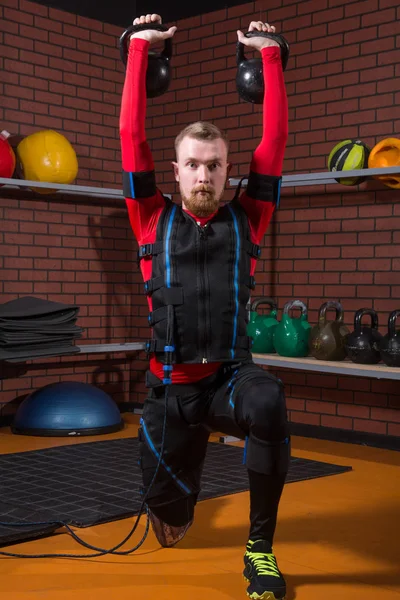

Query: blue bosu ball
[12,381,124,437]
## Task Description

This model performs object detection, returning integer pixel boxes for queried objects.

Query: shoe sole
[243,576,286,600]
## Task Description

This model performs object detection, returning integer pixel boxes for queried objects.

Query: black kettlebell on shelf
[379,309,400,367]
[344,308,383,364]
[236,32,290,104]
[309,301,350,361]
[119,23,172,98]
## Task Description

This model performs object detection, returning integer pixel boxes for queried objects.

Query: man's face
[173,136,230,217]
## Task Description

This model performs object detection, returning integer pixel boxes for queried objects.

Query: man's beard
[182,185,221,218]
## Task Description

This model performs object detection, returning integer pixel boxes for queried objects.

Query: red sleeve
[239,46,288,244]
[119,38,164,244]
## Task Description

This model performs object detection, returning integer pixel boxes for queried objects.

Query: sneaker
[243,539,286,599]
[148,509,193,548]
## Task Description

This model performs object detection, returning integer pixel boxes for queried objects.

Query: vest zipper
[198,224,209,362]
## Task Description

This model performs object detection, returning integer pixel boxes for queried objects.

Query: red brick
[360,121,396,136]
[374,299,400,312]
[306,400,337,415]
[324,284,356,297]
[329,43,360,62]
[201,8,227,24]
[341,274,374,286]
[4,281,33,293]
[360,65,395,82]
[323,389,353,403]
[290,411,321,426]
[354,391,388,407]
[49,7,76,25]
[371,407,400,423]
[358,286,391,298]
[298,23,327,41]
[346,0,378,15]
[388,423,400,436]
[330,16,362,34]
[63,23,90,40]
[298,0,328,14]
[287,398,305,411]
[34,65,63,82]
[353,419,387,434]
[310,272,341,285]
[378,106,400,121]
[376,245,400,257]
[371,381,399,395]
[321,415,353,429]
[360,94,395,110]
[359,258,392,271]
[361,37,395,56]
[20,0,48,16]
[344,54,377,73]
[362,7,395,27]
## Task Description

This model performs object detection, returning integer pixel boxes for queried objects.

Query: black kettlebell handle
[354,308,379,333]
[119,23,172,67]
[388,309,400,337]
[318,301,344,325]
[236,32,290,71]
[251,297,277,312]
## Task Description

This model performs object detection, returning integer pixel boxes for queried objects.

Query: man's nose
[197,165,210,183]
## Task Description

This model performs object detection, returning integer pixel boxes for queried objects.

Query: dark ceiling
[34,0,249,27]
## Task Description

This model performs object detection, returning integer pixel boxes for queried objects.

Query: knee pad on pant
[245,434,291,475]
[242,378,288,442]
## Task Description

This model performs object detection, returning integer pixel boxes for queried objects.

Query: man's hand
[237,21,280,51]
[130,13,177,44]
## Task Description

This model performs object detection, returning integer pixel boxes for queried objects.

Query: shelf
[0,178,171,200]
[3,342,399,379]
[1,166,399,200]
[77,342,145,354]
[252,353,400,380]
[229,166,400,188]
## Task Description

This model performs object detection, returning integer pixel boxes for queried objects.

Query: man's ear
[172,162,179,182]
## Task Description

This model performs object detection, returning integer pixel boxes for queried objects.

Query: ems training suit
[120,38,289,544]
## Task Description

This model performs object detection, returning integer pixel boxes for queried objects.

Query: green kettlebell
[247,297,279,353]
[273,300,311,357]
[309,301,350,361]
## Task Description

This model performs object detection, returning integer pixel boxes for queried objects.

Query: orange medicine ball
[368,137,400,189]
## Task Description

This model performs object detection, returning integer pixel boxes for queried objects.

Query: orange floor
[0,414,399,600]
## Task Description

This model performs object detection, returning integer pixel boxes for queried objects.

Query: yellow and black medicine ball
[328,139,370,186]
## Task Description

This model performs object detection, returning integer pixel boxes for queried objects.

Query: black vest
[141,198,261,365]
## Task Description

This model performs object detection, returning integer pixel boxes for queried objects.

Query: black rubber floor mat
[0,438,352,546]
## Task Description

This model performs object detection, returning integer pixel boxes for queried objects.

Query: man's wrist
[260,41,280,51]
[129,37,150,50]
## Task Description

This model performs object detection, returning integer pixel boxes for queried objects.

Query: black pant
[138,360,290,544]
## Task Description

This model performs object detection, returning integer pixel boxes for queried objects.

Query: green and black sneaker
[243,539,286,600]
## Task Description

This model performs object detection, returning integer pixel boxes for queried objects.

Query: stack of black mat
[0,297,84,363]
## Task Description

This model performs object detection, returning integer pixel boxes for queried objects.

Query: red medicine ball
[0,130,16,180]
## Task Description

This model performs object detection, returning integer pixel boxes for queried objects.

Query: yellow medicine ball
[17,130,78,194]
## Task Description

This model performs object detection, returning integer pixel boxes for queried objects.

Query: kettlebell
[119,23,172,98]
[379,309,400,367]
[344,308,383,364]
[309,301,350,361]
[247,297,279,354]
[273,300,311,357]
[236,32,290,104]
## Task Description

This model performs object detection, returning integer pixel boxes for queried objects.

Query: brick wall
[0,0,149,414]
[0,0,399,438]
